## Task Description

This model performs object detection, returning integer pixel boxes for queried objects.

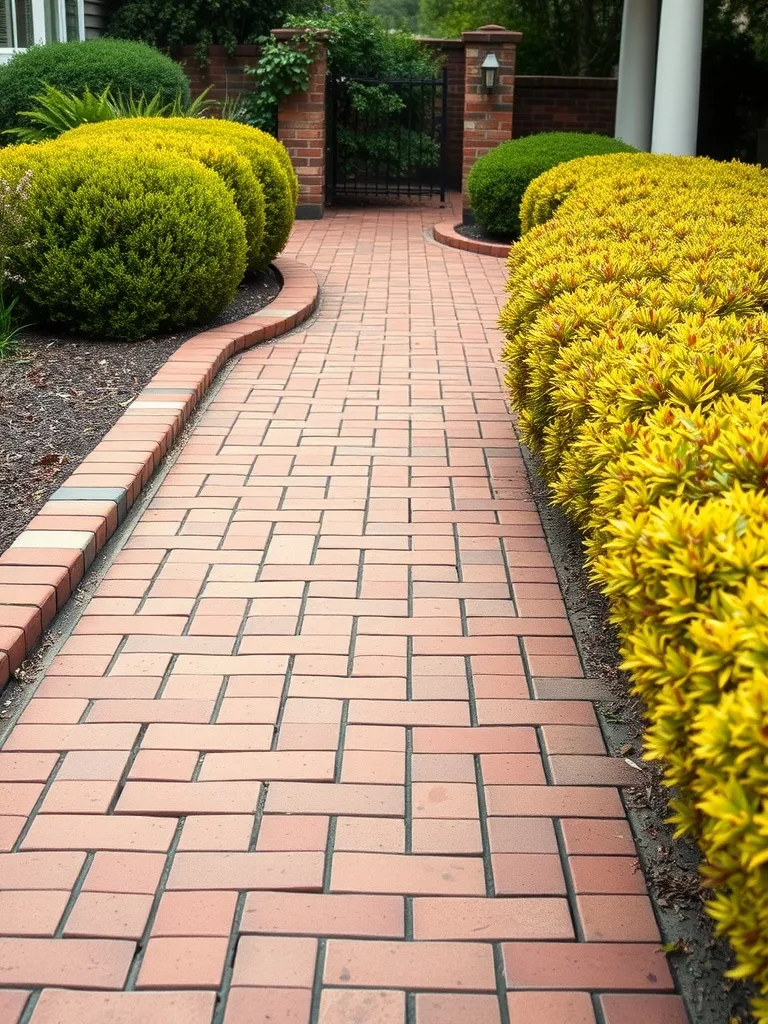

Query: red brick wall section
[513,76,618,138]
[272,28,330,220]
[461,25,522,211]
[177,45,261,103]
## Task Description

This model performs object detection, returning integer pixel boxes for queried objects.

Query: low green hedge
[121,118,298,268]
[0,40,190,138]
[467,131,636,239]
[60,121,267,273]
[0,140,246,340]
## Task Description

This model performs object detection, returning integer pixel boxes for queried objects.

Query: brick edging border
[433,221,512,259]
[0,256,319,690]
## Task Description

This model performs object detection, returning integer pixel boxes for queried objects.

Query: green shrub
[104,117,297,267]
[467,131,636,239]
[0,141,246,340]
[60,120,266,272]
[0,40,190,138]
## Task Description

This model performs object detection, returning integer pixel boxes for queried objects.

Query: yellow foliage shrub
[500,153,768,1015]
[63,118,296,271]
[56,122,266,273]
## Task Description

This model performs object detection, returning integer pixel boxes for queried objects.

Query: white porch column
[651,0,704,155]
[615,0,659,151]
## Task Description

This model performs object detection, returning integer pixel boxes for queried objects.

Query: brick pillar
[271,27,330,220]
[461,24,522,222]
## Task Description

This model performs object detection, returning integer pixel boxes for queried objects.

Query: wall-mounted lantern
[481,52,499,93]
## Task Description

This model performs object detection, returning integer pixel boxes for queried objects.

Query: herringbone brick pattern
[0,201,689,1024]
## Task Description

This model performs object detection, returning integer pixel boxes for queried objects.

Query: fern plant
[3,84,225,144]
[5,85,115,143]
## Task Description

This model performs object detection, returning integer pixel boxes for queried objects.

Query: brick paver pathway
[0,203,689,1024]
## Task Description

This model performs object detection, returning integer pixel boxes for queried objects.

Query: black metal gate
[326,68,448,203]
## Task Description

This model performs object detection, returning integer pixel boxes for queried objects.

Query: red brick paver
[0,200,688,1023]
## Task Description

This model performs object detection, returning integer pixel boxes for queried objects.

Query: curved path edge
[0,256,320,690]
[433,221,511,259]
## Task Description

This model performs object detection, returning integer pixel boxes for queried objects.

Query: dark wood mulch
[455,222,514,245]
[0,269,280,555]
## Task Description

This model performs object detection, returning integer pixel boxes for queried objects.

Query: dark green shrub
[105,0,316,64]
[0,141,246,340]
[467,131,636,239]
[121,118,297,268]
[0,40,190,137]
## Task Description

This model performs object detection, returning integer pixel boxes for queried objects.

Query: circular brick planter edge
[433,221,512,259]
[0,256,319,690]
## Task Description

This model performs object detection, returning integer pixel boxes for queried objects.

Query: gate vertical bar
[440,65,448,203]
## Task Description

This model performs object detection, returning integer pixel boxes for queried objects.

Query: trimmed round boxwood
[467,132,637,240]
[0,140,246,340]
[0,40,190,137]
[60,120,266,272]
[144,119,298,266]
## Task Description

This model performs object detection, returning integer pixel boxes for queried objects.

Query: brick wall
[176,41,618,201]
[177,45,261,103]
[273,28,329,219]
[513,76,617,138]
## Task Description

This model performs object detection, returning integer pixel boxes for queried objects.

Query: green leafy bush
[467,131,636,239]
[105,0,318,65]
[59,119,266,272]
[243,0,441,173]
[102,118,297,268]
[0,40,190,138]
[0,141,246,340]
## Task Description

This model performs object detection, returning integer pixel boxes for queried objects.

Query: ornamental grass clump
[499,152,768,1019]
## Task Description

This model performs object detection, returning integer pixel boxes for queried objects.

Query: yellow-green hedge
[61,118,295,271]
[57,123,266,273]
[0,140,246,340]
[500,153,768,1020]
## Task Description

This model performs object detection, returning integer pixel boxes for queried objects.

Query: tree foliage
[106,0,317,62]
[417,0,621,75]
[418,0,768,79]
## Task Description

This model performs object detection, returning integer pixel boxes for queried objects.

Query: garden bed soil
[0,269,280,556]
[456,221,514,245]
[520,440,755,1024]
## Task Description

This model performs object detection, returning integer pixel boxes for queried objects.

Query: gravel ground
[0,269,280,555]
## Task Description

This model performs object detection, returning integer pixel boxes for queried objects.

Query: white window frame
[0,0,85,63]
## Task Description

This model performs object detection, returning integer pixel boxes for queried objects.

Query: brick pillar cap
[461,25,522,43]
[271,27,332,42]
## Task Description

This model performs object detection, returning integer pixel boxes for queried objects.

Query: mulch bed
[0,269,280,555]
[455,222,514,245]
